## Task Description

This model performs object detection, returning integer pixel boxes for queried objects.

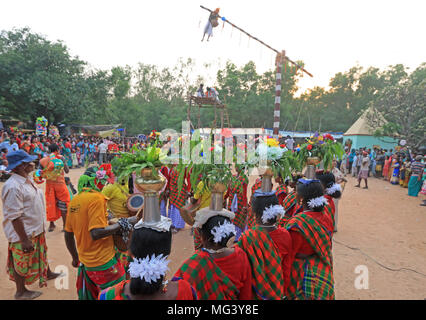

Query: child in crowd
[71,149,79,168]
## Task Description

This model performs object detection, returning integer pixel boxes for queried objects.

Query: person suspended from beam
[201,8,220,42]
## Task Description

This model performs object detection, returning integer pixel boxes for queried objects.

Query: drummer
[102,177,133,219]
[101,174,135,272]
[64,168,138,300]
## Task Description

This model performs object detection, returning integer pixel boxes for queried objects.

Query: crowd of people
[339,146,426,205]
[1,129,425,300]
[0,130,150,179]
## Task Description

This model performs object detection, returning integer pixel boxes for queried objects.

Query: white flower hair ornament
[262,204,285,224]
[128,254,170,283]
[325,183,342,195]
[211,221,236,244]
[307,196,328,209]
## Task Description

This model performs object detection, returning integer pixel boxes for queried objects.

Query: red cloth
[269,228,293,293]
[324,195,335,215]
[212,247,253,300]
[176,279,197,300]
[276,192,286,206]
[160,166,171,190]
[288,211,334,257]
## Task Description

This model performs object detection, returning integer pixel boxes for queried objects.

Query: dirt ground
[0,167,425,300]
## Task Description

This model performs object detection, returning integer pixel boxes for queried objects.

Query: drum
[179,201,201,226]
[127,194,144,216]
[110,195,144,251]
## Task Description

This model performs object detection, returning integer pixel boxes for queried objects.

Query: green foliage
[1,27,424,144]
[364,63,425,150]
[110,141,164,181]
[297,134,345,170]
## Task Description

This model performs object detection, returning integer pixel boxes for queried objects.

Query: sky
[1,0,425,95]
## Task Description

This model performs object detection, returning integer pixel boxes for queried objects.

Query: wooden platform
[189,96,225,108]
[187,95,230,129]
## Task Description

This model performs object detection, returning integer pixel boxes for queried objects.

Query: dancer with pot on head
[286,179,335,300]
[175,210,252,300]
[64,167,139,300]
[237,192,292,300]
[316,170,342,233]
[99,216,196,300]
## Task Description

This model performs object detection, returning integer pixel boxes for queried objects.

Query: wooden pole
[273,50,285,138]
[200,5,313,77]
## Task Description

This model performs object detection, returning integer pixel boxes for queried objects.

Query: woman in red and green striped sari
[99,221,196,300]
[316,171,342,234]
[286,179,335,300]
[237,192,292,300]
[175,211,253,300]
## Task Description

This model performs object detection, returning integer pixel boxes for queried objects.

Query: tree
[366,63,426,150]
[0,28,90,125]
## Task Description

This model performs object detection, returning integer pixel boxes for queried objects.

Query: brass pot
[307,157,321,166]
[209,182,227,193]
[135,168,166,194]
[259,160,274,177]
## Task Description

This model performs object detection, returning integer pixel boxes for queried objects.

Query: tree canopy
[1,28,424,145]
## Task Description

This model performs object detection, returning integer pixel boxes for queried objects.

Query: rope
[117,218,133,243]
[333,239,426,278]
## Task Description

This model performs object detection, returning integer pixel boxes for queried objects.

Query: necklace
[257,224,276,228]
[161,280,169,293]
[203,247,227,254]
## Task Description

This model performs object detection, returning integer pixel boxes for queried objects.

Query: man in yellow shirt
[101,179,134,272]
[101,181,131,219]
[64,167,137,300]
[193,181,211,210]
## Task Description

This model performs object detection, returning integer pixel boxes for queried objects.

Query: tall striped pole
[273,50,285,139]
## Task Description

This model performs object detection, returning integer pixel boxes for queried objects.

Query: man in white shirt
[98,140,108,165]
[355,151,370,189]
[2,150,60,300]
[285,135,294,151]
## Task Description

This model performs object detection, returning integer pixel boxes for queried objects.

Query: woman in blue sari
[390,155,401,185]
[62,144,73,168]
